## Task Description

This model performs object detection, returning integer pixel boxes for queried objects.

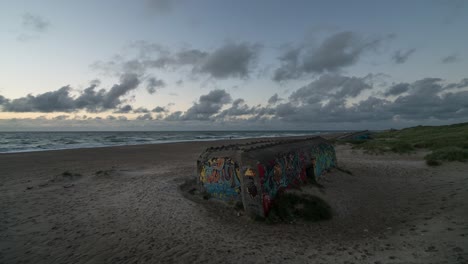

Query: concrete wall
[241,142,337,217]
[196,138,337,217]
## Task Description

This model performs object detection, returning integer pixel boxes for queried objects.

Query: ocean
[0,131,336,153]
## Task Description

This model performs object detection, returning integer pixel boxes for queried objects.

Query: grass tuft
[424,147,468,162]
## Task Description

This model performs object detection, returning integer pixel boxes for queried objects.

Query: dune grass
[343,122,468,165]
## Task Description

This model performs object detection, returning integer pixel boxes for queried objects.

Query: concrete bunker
[196,136,337,218]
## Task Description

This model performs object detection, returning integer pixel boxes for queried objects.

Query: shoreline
[0,132,344,155]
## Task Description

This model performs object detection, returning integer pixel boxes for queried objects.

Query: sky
[0,0,467,131]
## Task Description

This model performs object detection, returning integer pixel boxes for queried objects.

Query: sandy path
[0,141,467,263]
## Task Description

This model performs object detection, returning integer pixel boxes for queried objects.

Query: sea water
[0,131,337,153]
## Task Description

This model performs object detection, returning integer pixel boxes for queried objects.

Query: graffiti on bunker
[196,137,337,218]
[258,143,336,216]
[199,157,241,201]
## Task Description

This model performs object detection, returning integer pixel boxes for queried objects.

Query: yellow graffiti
[200,166,207,183]
[245,168,256,177]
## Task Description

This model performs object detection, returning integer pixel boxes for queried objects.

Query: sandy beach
[0,137,467,264]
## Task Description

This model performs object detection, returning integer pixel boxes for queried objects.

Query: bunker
[196,136,337,218]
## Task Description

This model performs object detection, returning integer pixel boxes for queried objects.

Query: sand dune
[0,139,467,263]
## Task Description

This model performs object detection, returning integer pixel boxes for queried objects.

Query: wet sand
[0,138,467,263]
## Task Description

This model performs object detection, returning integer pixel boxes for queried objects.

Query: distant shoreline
[0,131,346,154]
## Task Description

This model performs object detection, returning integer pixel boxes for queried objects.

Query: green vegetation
[343,122,468,165]
[266,192,332,223]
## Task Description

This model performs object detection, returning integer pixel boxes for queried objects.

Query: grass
[342,122,468,165]
[266,192,332,223]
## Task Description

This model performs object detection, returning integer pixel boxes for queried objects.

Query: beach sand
[0,137,467,263]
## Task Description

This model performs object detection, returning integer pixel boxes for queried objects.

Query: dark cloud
[22,13,49,32]
[165,111,183,121]
[441,54,461,64]
[384,83,410,96]
[75,73,140,111]
[267,93,283,105]
[196,43,261,79]
[289,74,373,104]
[114,104,133,113]
[2,86,75,112]
[164,89,232,121]
[273,32,388,81]
[152,106,168,113]
[266,77,468,123]
[146,77,166,94]
[136,113,153,120]
[1,73,140,113]
[392,49,416,64]
[183,89,232,120]
[133,107,150,113]
[92,42,261,80]
[217,98,258,119]
[0,95,9,105]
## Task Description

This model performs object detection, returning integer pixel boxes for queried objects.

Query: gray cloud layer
[92,42,261,81]
[157,76,468,126]
[182,89,232,120]
[392,48,416,64]
[146,77,166,94]
[0,73,140,113]
[273,32,390,81]
[2,72,467,127]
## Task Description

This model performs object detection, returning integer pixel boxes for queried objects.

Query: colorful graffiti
[199,157,241,201]
[197,139,337,218]
[259,143,336,216]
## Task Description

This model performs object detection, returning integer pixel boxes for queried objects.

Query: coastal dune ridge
[0,132,467,263]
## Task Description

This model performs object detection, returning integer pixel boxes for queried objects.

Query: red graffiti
[262,193,272,216]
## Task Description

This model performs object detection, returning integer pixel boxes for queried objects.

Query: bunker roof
[197,136,331,162]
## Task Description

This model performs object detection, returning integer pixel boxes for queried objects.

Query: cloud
[1,73,140,113]
[289,74,373,104]
[392,49,416,64]
[273,31,389,81]
[136,113,153,120]
[53,115,69,120]
[133,107,150,113]
[152,106,168,113]
[441,54,461,64]
[146,77,166,94]
[22,13,49,32]
[384,83,410,96]
[217,98,258,119]
[2,86,75,112]
[0,95,9,105]
[114,104,133,113]
[196,42,261,79]
[166,89,232,120]
[92,42,261,80]
[267,93,283,105]
[75,73,140,111]
[266,76,468,123]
